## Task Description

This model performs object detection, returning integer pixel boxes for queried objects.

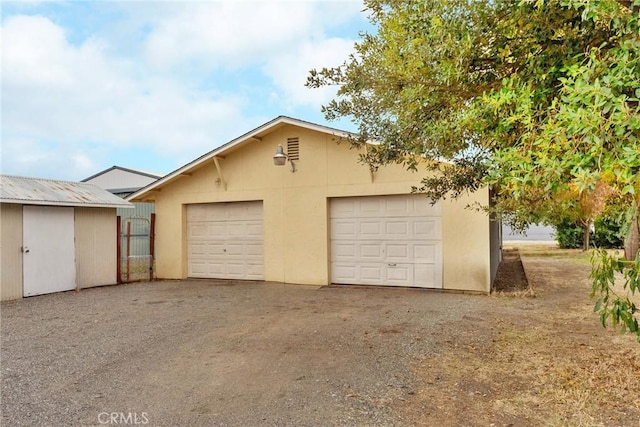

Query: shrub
[593,215,624,248]
[554,215,624,249]
[554,219,585,249]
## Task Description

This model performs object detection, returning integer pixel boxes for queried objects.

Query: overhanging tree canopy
[308,0,640,338]
[308,0,638,233]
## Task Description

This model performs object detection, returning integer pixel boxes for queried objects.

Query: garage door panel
[207,262,226,276]
[415,264,439,287]
[413,219,440,239]
[386,264,412,283]
[386,243,409,260]
[245,262,264,280]
[188,261,207,276]
[385,197,411,215]
[189,242,207,257]
[359,221,383,238]
[332,242,356,258]
[360,198,382,213]
[207,243,225,256]
[245,222,263,238]
[414,244,438,264]
[360,243,383,260]
[245,242,263,256]
[186,202,264,280]
[413,198,441,216]
[187,205,206,221]
[245,202,264,218]
[225,243,244,256]
[332,199,356,216]
[332,219,357,239]
[226,262,249,278]
[202,223,222,235]
[332,263,357,283]
[228,223,255,237]
[360,265,383,281]
[385,221,410,238]
[189,224,207,238]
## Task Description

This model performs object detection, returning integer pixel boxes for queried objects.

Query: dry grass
[406,246,640,426]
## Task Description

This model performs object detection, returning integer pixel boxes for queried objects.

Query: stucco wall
[1,203,23,301]
[75,208,117,289]
[145,124,492,293]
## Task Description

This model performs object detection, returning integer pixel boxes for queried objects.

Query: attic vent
[287,137,300,161]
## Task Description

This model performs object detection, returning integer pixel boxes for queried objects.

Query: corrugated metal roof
[0,175,133,208]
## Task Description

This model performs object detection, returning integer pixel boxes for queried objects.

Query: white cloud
[263,37,356,109]
[1,14,249,178]
[0,2,368,180]
[144,2,319,70]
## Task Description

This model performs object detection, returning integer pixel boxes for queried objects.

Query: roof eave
[127,116,357,202]
[0,199,133,208]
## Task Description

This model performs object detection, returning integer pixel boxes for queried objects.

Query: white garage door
[330,195,442,288]
[187,201,264,280]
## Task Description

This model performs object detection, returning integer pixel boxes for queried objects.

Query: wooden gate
[117,213,155,283]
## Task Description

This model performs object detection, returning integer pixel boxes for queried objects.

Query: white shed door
[330,195,443,288]
[187,201,264,280]
[23,206,76,296]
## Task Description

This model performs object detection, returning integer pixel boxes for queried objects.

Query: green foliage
[555,220,586,249]
[593,214,625,248]
[308,0,640,215]
[308,0,640,338]
[591,249,640,341]
[554,214,625,249]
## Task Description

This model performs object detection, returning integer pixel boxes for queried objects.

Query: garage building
[1,175,132,301]
[129,116,501,293]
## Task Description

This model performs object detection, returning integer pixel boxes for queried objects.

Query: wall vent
[287,137,300,160]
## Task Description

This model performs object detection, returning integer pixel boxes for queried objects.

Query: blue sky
[1,0,370,180]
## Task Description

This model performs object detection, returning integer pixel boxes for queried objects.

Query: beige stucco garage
[128,116,500,293]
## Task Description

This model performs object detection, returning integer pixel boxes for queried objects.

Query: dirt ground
[2,245,639,426]
[403,244,640,426]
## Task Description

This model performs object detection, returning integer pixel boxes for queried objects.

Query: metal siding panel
[75,208,117,289]
[117,202,155,221]
[1,204,24,300]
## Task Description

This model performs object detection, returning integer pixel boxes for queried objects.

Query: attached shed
[129,116,501,293]
[0,175,132,301]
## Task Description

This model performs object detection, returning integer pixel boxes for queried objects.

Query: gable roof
[81,165,163,182]
[127,116,355,202]
[0,175,133,208]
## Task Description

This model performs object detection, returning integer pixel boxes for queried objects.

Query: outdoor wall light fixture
[273,144,296,172]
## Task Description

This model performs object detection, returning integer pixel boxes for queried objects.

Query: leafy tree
[308,0,640,338]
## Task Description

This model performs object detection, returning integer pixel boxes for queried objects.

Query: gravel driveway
[1,280,491,426]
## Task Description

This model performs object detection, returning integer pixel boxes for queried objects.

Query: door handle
[21,246,30,253]
[388,263,396,267]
